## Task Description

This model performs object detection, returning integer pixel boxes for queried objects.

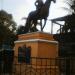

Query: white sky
[0,0,72,33]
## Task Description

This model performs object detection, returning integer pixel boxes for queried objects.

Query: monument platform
[14,32,58,59]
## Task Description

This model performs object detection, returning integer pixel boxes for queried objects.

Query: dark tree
[16,25,26,34]
[0,10,17,48]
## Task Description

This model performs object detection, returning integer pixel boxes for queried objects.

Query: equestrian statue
[24,0,56,33]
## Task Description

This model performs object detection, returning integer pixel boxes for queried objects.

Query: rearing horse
[24,0,56,33]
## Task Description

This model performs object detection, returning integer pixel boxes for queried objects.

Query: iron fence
[0,57,75,75]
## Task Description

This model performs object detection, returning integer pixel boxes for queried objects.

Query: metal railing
[0,57,75,75]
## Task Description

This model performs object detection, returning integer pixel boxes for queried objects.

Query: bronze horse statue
[24,0,56,33]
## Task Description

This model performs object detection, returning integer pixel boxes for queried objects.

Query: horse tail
[24,18,31,33]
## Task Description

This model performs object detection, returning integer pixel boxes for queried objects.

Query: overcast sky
[0,0,72,33]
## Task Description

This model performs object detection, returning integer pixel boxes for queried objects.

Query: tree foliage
[0,10,17,48]
[63,0,75,14]
[16,25,25,35]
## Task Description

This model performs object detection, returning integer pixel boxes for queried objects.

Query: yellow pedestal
[14,32,58,58]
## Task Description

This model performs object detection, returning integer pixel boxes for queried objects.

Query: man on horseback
[35,0,44,13]
[28,0,44,32]
[24,0,56,33]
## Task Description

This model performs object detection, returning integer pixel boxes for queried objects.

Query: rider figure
[35,0,44,12]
